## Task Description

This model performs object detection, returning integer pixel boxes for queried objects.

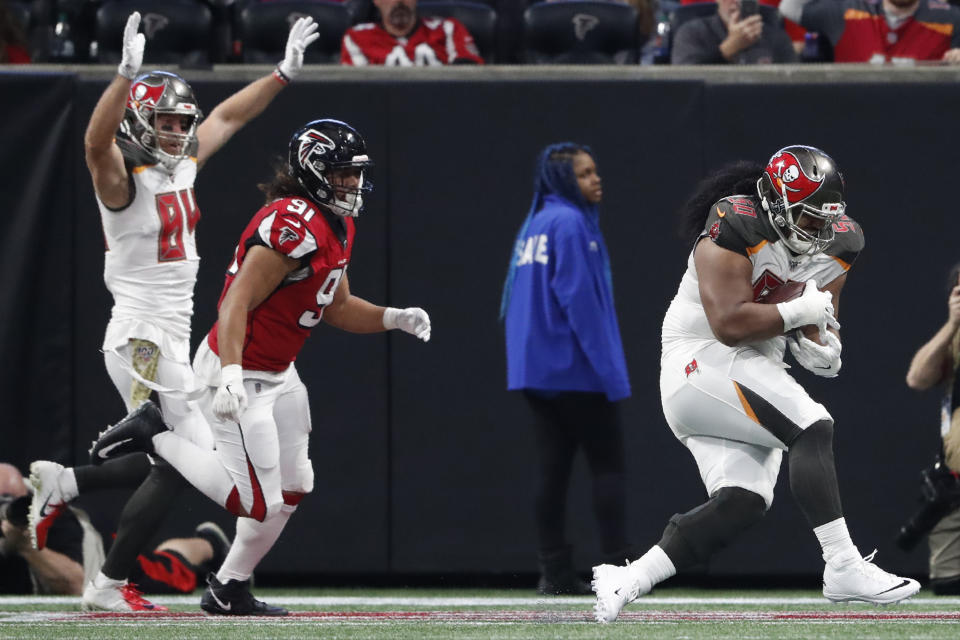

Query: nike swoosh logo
[815,366,831,370]
[283,217,302,228]
[98,438,133,459]
[40,494,64,518]
[876,579,912,595]
[210,590,232,611]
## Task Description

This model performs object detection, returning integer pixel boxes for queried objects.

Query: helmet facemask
[759,175,845,256]
[301,153,372,218]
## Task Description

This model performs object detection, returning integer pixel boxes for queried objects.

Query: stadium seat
[522,1,639,64]
[238,1,350,64]
[418,1,497,62]
[96,0,213,67]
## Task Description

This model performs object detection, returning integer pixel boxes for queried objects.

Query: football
[758,280,805,304]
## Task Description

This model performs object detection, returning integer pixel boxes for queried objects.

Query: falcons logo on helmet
[765,151,823,203]
[297,130,337,166]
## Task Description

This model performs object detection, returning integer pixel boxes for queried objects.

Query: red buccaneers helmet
[756,145,846,255]
[117,71,203,171]
[289,119,374,217]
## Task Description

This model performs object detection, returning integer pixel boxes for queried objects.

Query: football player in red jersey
[341,0,484,65]
[590,146,919,623]
[89,119,431,615]
[27,11,321,612]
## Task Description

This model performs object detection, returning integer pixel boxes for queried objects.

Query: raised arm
[84,12,145,208]
[906,281,960,390]
[196,17,319,168]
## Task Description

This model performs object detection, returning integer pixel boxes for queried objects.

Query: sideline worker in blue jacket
[500,142,632,595]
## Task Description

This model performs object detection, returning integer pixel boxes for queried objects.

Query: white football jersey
[98,159,200,363]
[662,195,863,363]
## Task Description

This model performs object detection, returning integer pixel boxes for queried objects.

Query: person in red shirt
[780,0,960,63]
[341,0,483,65]
[88,118,431,615]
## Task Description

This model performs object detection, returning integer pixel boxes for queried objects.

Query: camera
[0,494,30,529]
[740,0,759,18]
[896,457,960,551]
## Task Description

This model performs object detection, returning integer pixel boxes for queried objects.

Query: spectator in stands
[905,263,960,594]
[672,0,797,63]
[501,143,633,595]
[0,0,30,63]
[1,462,231,596]
[341,0,484,65]
[780,0,960,63]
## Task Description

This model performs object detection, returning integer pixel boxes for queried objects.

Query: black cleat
[200,573,288,616]
[88,400,168,465]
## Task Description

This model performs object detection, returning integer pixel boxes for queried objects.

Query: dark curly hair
[678,160,765,243]
[257,157,312,204]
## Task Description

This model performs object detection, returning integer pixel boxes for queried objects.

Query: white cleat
[27,461,68,550]
[823,549,920,605]
[591,563,651,623]
[82,575,167,612]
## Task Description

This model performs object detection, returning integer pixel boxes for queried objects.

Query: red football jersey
[207,196,355,372]
[341,17,484,66]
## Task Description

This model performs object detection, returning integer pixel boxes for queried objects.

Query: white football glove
[776,279,840,339]
[788,330,842,378]
[383,307,431,342]
[117,12,145,80]
[276,16,320,82]
[212,364,248,423]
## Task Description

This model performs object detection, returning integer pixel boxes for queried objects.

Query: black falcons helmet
[117,71,202,170]
[288,119,374,217]
[756,145,846,256]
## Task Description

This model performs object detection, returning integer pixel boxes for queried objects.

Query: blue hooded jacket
[501,143,630,402]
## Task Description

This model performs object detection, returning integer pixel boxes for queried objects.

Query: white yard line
[1,595,959,606]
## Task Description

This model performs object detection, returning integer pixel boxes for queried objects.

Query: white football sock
[152,431,233,506]
[814,517,858,565]
[92,571,126,588]
[217,505,296,583]
[628,545,676,586]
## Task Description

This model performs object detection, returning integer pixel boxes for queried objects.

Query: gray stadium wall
[2,66,959,580]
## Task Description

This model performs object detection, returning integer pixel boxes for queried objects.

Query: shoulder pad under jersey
[823,213,864,268]
[701,195,776,257]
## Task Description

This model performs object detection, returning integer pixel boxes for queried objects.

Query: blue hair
[499,142,602,320]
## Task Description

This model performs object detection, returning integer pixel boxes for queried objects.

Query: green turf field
[2,587,958,639]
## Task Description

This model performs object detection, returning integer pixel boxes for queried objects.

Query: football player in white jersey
[591,146,920,623]
[27,11,320,612]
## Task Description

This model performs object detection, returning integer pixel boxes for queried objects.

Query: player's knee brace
[657,487,767,570]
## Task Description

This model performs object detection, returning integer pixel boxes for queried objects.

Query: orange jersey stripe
[746,239,768,256]
[733,381,761,423]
